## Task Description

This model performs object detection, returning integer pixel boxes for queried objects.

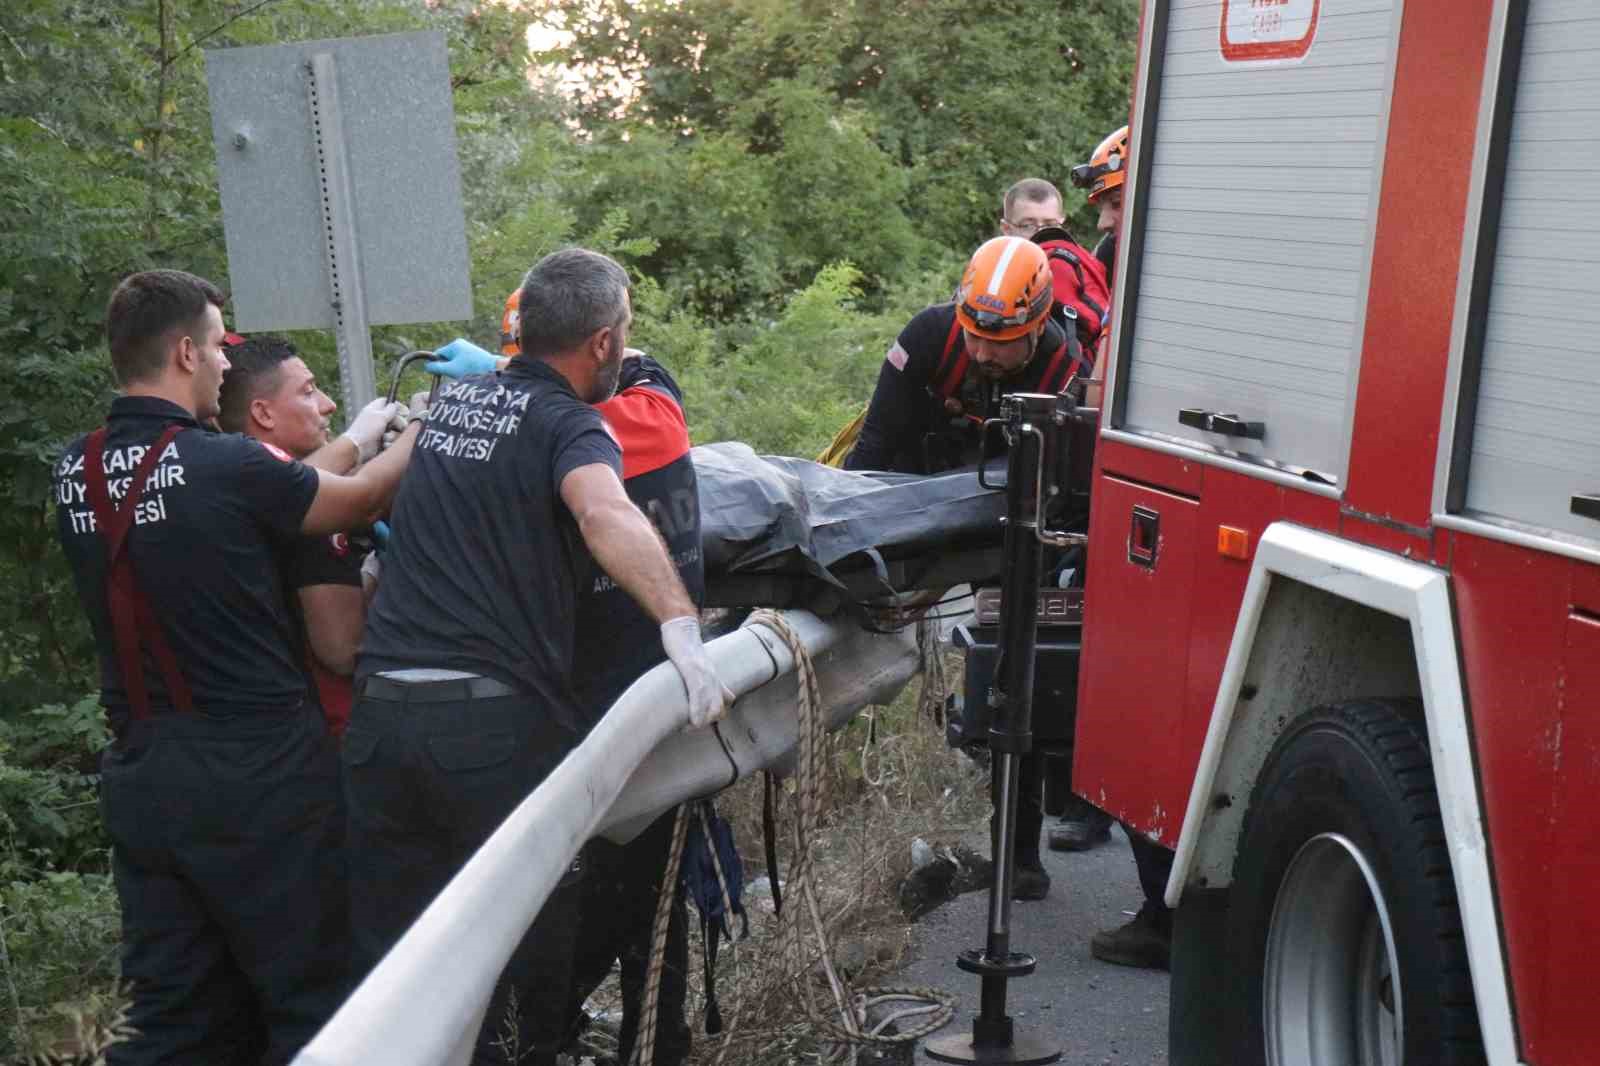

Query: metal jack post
[927,392,1080,1066]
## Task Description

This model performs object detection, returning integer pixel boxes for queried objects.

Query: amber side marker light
[1218,525,1250,559]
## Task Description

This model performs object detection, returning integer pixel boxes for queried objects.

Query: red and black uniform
[281,529,365,737]
[348,357,622,1065]
[844,303,1082,474]
[52,396,346,1066]
[566,355,701,1066]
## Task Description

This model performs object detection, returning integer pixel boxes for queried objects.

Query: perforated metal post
[306,52,377,412]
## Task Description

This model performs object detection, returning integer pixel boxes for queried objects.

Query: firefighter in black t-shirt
[52,269,418,1066]
[844,237,1086,902]
[217,334,390,738]
[424,299,704,1065]
[347,248,732,1066]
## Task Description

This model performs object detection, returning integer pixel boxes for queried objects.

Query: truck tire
[1227,699,1485,1066]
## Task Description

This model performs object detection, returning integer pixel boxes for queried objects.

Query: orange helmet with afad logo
[955,236,1055,342]
[1070,125,1129,203]
[499,290,521,356]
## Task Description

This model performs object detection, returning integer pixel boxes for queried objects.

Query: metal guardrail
[293,610,919,1066]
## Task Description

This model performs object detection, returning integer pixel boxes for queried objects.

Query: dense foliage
[0,0,1135,1053]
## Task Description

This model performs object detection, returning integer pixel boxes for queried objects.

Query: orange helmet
[954,237,1054,342]
[1070,125,1129,203]
[499,290,521,356]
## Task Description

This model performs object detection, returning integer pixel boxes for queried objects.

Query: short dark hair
[1003,178,1063,219]
[217,335,298,434]
[517,248,631,359]
[105,270,226,385]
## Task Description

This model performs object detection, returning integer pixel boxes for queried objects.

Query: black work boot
[1090,900,1171,970]
[1011,853,1051,901]
[1047,795,1113,852]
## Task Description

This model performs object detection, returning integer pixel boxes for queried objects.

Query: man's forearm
[351,420,419,517]
[303,435,360,475]
[580,497,696,622]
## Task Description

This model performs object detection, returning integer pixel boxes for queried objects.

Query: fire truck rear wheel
[1227,698,1484,1066]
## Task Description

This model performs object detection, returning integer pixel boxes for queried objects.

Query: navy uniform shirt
[53,397,320,730]
[844,303,1080,475]
[359,357,622,732]
[571,356,703,728]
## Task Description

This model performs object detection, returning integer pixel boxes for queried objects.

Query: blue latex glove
[371,520,392,552]
[425,338,499,379]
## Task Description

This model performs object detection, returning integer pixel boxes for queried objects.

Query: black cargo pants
[566,807,692,1066]
[342,681,583,1066]
[100,703,347,1066]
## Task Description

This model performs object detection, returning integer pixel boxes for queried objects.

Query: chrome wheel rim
[1264,832,1403,1066]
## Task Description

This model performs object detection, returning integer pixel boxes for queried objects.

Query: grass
[572,652,991,1066]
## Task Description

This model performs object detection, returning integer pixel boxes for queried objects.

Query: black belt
[360,675,518,704]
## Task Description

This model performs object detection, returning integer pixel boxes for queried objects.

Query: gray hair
[516,248,631,358]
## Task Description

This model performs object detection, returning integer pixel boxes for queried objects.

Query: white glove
[381,393,426,451]
[661,616,735,729]
[342,398,405,463]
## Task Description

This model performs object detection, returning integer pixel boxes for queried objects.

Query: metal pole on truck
[926,392,1074,1066]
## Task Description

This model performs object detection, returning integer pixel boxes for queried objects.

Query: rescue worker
[1065,124,1176,971]
[845,237,1087,900]
[426,294,700,1065]
[345,248,732,1066]
[1072,125,1127,288]
[217,334,385,737]
[52,268,418,1066]
[999,177,1068,239]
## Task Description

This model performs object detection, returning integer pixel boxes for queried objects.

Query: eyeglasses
[1003,216,1066,237]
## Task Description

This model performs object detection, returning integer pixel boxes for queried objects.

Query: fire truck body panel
[1077,0,1600,1061]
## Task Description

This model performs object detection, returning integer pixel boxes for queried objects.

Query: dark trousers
[567,809,692,1066]
[1128,827,1175,914]
[989,748,1045,864]
[100,704,347,1066]
[342,689,582,1066]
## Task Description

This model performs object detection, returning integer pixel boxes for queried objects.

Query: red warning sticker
[1219,0,1321,65]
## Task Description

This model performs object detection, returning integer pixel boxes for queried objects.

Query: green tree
[543,0,1138,247]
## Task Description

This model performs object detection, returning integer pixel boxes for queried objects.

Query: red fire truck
[1072,1,1598,1064]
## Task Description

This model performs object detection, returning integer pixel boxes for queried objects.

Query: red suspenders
[937,327,1087,401]
[1037,337,1089,394]
[931,315,968,401]
[83,425,193,722]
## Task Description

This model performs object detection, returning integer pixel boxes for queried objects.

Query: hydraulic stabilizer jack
[926,391,1082,1066]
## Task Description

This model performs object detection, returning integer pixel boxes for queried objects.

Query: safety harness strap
[83,425,193,722]
[1038,337,1088,395]
[931,315,967,401]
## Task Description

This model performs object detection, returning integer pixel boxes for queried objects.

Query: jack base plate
[924,1031,1061,1064]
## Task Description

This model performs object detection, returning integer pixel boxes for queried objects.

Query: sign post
[206,31,473,411]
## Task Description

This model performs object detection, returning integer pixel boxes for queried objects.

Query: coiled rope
[630,611,957,1066]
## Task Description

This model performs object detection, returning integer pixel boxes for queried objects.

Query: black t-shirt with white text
[53,397,320,729]
[358,357,622,733]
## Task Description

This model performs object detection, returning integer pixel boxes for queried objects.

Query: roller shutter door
[1462,0,1600,539]
[1120,0,1401,480]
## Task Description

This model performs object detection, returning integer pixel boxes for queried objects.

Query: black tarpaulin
[693,443,1006,595]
